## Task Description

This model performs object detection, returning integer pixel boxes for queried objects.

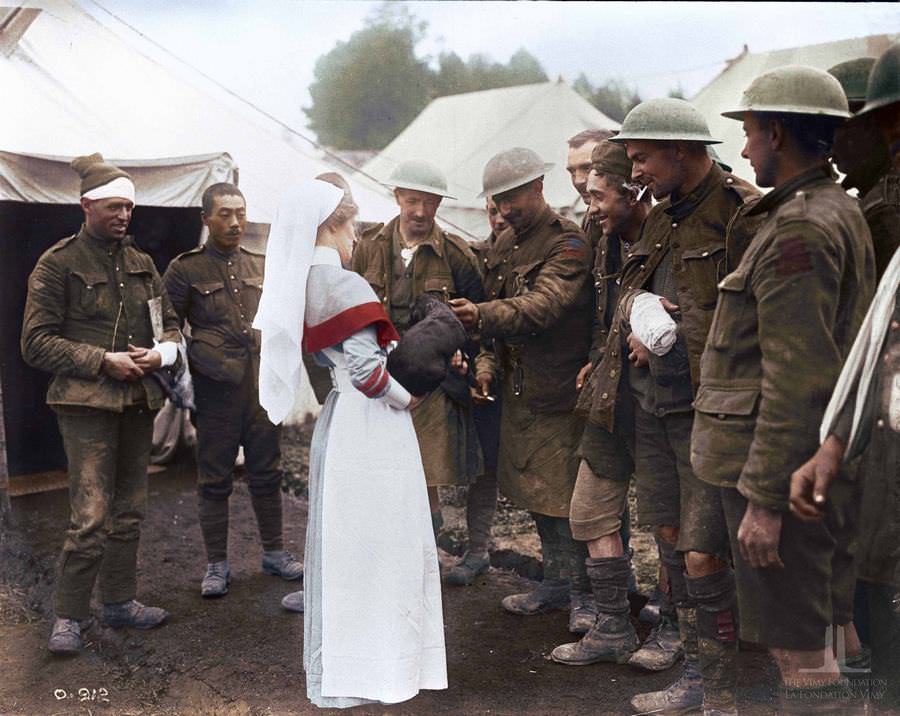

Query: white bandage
[153,340,178,368]
[630,292,678,356]
[82,176,135,203]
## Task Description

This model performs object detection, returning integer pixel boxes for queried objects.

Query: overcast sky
[88,1,900,136]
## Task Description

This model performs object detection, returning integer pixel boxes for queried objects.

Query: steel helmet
[827,57,877,111]
[722,65,850,120]
[478,147,554,199]
[386,160,456,199]
[858,41,900,117]
[609,98,721,145]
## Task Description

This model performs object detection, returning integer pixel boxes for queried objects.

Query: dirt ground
[0,424,887,716]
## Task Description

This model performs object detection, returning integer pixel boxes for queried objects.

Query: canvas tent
[1,0,389,482]
[692,33,900,184]
[362,80,621,238]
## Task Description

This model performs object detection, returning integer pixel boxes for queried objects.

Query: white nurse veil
[253,178,344,425]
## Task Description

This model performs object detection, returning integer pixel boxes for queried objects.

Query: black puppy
[387,294,468,396]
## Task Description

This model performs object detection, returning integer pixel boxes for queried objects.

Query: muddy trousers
[466,469,498,555]
[532,513,589,593]
[54,404,156,621]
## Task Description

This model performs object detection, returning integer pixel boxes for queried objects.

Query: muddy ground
[0,423,887,716]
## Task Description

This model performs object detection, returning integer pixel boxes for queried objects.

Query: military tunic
[21,225,182,620]
[163,243,281,496]
[475,205,592,517]
[352,216,484,487]
[692,166,876,650]
[860,164,900,280]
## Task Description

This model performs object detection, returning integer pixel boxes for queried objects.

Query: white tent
[0,0,398,224]
[692,34,899,184]
[362,80,620,238]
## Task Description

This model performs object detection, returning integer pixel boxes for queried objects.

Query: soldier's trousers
[193,369,282,497]
[193,369,282,560]
[54,404,155,620]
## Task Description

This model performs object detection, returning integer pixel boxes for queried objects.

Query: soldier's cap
[385,159,456,199]
[71,153,135,203]
[722,64,850,121]
[610,97,721,145]
[828,57,877,112]
[478,147,554,199]
[590,138,632,181]
[857,41,900,117]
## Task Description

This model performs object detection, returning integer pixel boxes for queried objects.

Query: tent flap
[0,150,237,206]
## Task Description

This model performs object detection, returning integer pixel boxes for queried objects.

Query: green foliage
[572,75,642,123]
[305,6,432,150]
[305,3,548,149]
[668,84,687,99]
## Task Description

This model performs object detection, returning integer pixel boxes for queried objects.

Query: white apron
[306,346,446,705]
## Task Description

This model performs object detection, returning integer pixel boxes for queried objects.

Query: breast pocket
[125,267,155,304]
[240,276,263,317]
[190,281,227,324]
[422,275,455,300]
[681,243,726,310]
[708,269,749,351]
[68,271,108,318]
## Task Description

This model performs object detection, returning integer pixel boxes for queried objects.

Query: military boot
[48,616,93,656]
[551,556,639,666]
[281,590,304,613]
[262,550,304,580]
[443,551,490,586]
[102,600,169,629]
[501,579,570,615]
[630,606,703,715]
[628,611,683,671]
[200,560,230,598]
[688,569,738,715]
[504,513,571,615]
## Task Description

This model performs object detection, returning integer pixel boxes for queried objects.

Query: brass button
[876,419,885,429]
[725,177,734,185]
[609,369,616,377]
[233,288,239,293]
[717,413,726,420]
[513,245,519,250]
[701,251,710,257]
[672,222,678,228]
[655,243,662,249]
[119,282,125,288]
[230,275,236,279]
[497,275,503,281]
[115,266,120,271]
[601,392,609,399]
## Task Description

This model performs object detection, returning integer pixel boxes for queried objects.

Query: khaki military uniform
[570,217,636,540]
[588,164,759,555]
[163,243,281,500]
[352,216,484,487]
[474,205,592,517]
[21,226,182,620]
[860,164,900,279]
[692,167,876,650]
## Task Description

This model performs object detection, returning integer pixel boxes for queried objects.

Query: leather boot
[559,532,595,634]
[551,556,639,665]
[630,536,684,672]
[688,568,738,715]
[630,606,703,715]
[503,514,572,615]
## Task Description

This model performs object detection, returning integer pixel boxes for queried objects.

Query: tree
[574,77,642,123]
[304,2,570,149]
[304,5,432,149]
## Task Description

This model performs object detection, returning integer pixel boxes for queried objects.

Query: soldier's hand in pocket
[575,361,592,391]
